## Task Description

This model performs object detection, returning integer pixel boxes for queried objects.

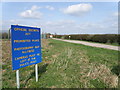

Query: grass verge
[2,39,119,88]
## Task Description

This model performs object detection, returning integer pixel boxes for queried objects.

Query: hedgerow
[54,34,120,45]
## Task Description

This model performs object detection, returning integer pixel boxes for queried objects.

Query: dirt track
[53,38,120,51]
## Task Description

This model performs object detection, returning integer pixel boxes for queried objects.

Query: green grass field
[2,39,119,88]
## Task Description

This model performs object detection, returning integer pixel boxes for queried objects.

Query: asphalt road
[53,38,120,51]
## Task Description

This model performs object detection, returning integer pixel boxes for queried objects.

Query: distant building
[50,35,53,38]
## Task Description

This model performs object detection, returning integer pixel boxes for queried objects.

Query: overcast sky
[1,2,118,34]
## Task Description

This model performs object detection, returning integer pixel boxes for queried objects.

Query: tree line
[1,33,120,45]
[0,32,9,39]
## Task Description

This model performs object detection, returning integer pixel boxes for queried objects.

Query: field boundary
[53,38,120,51]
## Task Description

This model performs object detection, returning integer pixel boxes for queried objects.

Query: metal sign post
[16,70,20,88]
[8,28,11,40]
[35,64,38,82]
